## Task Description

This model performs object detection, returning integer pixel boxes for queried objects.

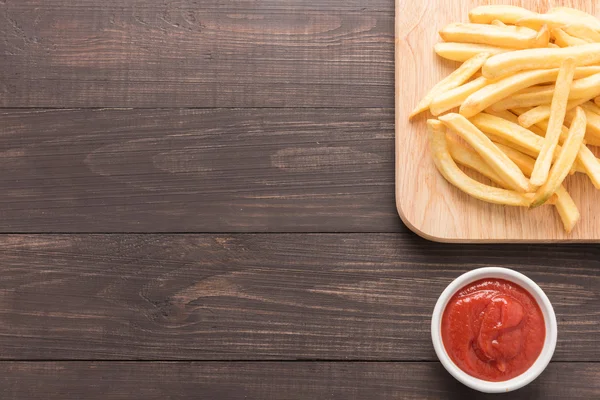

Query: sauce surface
[441,278,545,381]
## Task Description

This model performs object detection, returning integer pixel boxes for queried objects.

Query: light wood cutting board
[395,0,600,242]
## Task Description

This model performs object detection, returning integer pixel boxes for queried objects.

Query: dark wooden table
[0,1,599,398]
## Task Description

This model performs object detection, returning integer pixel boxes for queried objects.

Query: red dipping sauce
[441,278,545,382]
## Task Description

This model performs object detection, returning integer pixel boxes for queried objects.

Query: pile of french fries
[410,5,600,233]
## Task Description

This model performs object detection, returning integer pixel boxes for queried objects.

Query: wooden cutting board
[395,0,600,242]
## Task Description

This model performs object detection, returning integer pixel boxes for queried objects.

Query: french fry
[530,58,576,186]
[492,71,600,110]
[460,69,563,118]
[563,24,600,43]
[518,97,588,128]
[430,77,490,116]
[439,23,546,49]
[554,186,581,233]
[491,91,550,111]
[548,42,560,48]
[427,120,532,207]
[491,20,507,27]
[434,42,509,62]
[410,52,489,118]
[517,12,600,32]
[438,113,534,193]
[469,5,537,25]
[446,134,506,187]
[531,107,587,207]
[553,28,588,47]
[552,27,588,47]
[470,113,546,155]
[547,7,600,31]
[569,66,600,78]
[487,133,539,158]
[482,43,600,79]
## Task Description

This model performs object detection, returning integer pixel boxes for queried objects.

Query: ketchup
[441,278,545,381]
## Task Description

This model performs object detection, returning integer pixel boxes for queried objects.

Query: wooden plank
[0,361,598,399]
[0,233,598,361]
[0,108,399,232]
[1,0,394,12]
[0,1,393,107]
[395,0,600,242]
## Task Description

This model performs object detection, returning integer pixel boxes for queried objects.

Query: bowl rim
[431,267,557,394]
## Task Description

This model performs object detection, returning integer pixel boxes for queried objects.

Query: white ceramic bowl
[431,267,557,394]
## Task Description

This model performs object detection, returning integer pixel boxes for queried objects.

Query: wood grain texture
[0,108,399,232]
[0,362,598,399]
[395,0,600,242]
[0,233,599,361]
[0,0,393,108]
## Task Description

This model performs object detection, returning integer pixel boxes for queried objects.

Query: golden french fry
[554,186,581,233]
[488,133,539,158]
[595,96,600,108]
[434,42,509,62]
[563,24,600,43]
[460,69,563,118]
[534,24,551,48]
[482,43,600,79]
[491,20,507,27]
[470,113,546,155]
[517,12,600,32]
[552,27,588,47]
[439,23,544,49]
[469,5,536,25]
[568,66,600,78]
[491,89,552,111]
[518,97,589,128]
[547,7,600,31]
[430,77,489,116]
[548,42,560,48]
[493,71,600,110]
[410,52,489,119]
[531,107,587,207]
[446,134,506,187]
[530,58,576,186]
[439,113,534,193]
[490,106,548,143]
[427,120,532,207]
